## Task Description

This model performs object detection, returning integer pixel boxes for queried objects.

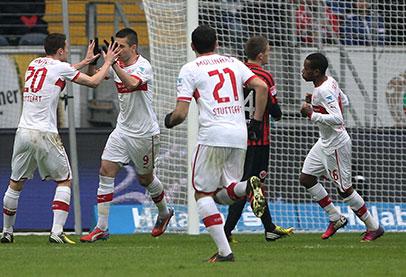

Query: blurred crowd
[199,0,406,49]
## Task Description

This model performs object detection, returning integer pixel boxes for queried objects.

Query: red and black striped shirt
[244,62,278,146]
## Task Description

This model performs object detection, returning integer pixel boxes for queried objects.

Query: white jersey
[18,57,80,133]
[177,54,256,149]
[310,76,350,150]
[110,55,159,137]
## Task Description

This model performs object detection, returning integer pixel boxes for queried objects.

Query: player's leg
[79,160,119,243]
[301,140,344,239]
[214,148,266,218]
[49,179,75,244]
[1,180,24,243]
[223,147,253,241]
[248,146,293,240]
[132,135,172,237]
[37,132,75,244]
[81,129,125,242]
[193,146,234,262]
[2,128,36,243]
[333,143,383,241]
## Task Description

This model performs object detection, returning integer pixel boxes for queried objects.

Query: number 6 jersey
[176,54,256,149]
[18,57,80,133]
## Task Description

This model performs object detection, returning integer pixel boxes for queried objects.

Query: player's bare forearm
[112,63,141,91]
[252,80,268,121]
[87,64,97,76]
[165,101,189,128]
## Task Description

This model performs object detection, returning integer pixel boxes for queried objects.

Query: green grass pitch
[1,233,405,276]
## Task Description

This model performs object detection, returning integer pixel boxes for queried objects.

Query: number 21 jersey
[176,54,256,149]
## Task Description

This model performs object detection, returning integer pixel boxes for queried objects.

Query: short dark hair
[44,33,66,55]
[244,36,268,60]
[192,25,217,54]
[116,28,138,46]
[306,53,328,74]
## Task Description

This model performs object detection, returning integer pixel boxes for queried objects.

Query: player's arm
[111,63,142,91]
[301,92,344,125]
[73,42,121,88]
[164,101,190,128]
[246,76,267,121]
[269,95,282,121]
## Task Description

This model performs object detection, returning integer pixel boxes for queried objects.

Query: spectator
[0,0,48,45]
[341,0,385,46]
[295,0,340,46]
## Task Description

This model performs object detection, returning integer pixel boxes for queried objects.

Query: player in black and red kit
[224,36,294,242]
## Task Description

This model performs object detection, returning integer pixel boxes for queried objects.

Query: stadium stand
[0,0,48,45]
[44,0,149,47]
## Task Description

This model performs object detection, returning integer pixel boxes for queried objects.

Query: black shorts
[242,145,269,181]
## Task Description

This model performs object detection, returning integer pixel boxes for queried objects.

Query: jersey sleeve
[128,61,152,84]
[58,62,80,81]
[339,89,349,106]
[236,59,256,85]
[176,64,195,102]
[310,88,344,125]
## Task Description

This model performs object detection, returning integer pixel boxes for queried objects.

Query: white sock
[197,197,231,257]
[2,187,21,234]
[146,176,169,217]
[344,190,379,231]
[51,186,71,235]
[96,175,115,231]
[308,183,341,221]
[214,182,246,205]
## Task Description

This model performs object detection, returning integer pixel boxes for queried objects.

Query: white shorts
[10,128,72,181]
[101,128,160,175]
[192,145,246,193]
[302,138,352,192]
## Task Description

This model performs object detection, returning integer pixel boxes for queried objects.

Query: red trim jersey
[244,62,278,146]
[176,54,256,149]
[110,55,159,137]
[310,76,350,150]
[19,57,80,133]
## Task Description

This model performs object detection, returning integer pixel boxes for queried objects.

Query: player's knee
[138,173,153,186]
[9,179,24,191]
[338,186,354,198]
[299,173,316,189]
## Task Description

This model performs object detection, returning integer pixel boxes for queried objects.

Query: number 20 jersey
[176,54,256,149]
[19,57,80,133]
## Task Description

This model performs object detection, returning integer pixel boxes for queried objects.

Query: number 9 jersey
[18,57,80,133]
[176,54,256,149]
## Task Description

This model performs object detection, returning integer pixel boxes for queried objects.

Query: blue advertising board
[98,201,406,234]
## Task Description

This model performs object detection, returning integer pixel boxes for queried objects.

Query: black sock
[261,202,276,232]
[224,198,246,237]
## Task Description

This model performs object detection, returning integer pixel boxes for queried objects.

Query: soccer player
[0,33,121,244]
[164,25,268,262]
[299,52,384,241]
[80,28,173,242]
[224,36,294,243]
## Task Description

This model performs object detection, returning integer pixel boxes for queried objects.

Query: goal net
[143,0,406,233]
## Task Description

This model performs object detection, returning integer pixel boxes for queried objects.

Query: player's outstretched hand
[85,38,101,65]
[247,119,262,141]
[102,41,121,65]
[300,102,313,118]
